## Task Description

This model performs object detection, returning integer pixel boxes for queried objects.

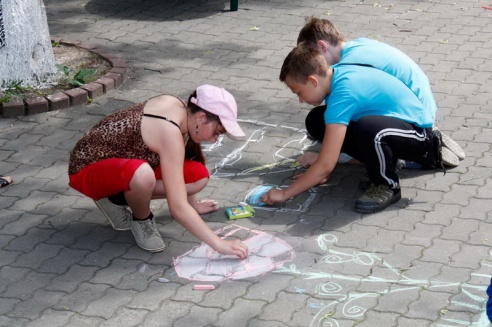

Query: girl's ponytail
[185,90,220,164]
[184,137,205,164]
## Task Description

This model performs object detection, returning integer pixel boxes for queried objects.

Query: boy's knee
[305,105,326,141]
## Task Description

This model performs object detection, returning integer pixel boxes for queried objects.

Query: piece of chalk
[245,185,275,206]
[193,284,215,290]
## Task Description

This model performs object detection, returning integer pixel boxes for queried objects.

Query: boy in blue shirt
[295,17,464,169]
[261,46,445,213]
[487,278,492,322]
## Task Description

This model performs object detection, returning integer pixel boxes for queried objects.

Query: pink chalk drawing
[174,225,295,282]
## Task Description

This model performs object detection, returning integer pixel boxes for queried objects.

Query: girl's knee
[186,177,209,195]
[131,163,157,189]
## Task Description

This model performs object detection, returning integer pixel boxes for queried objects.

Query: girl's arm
[159,144,247,258]
[142,103,248,258]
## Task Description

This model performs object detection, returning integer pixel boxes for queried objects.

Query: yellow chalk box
[225,205,255,220]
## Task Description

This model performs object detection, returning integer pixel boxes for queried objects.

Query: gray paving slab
[1,0,491,326]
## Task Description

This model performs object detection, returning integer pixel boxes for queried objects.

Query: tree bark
[0,0,55,87]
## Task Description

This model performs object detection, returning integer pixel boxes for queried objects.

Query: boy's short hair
[279,45,329,83]
[297,16,346,47]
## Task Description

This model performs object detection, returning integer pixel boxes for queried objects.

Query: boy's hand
[215,239,249,259]
[260,188,286,206]
[296,151,319,168]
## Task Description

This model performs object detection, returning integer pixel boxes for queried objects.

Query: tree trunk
[0,0,56,88]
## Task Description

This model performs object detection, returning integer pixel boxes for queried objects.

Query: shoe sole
[355,191,402,213]
[441,147,459,167]
[94,200,131,231]
[441,133,465,160]
[136,243,166,252]
[434,128,465,160]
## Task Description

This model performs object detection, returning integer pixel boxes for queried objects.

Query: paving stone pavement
[1,0,492,326]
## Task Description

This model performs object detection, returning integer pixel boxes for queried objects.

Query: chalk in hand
[193,284,215,290]
[245,185,276,206]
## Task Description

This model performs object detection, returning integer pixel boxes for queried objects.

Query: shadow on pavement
[85,0,237,21]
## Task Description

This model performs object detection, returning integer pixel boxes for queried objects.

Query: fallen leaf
[324,312,335,319]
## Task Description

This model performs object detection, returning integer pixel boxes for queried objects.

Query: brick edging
[0,39,128,118]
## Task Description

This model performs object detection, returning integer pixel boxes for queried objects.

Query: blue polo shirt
[487,278,492,323]
[324,64,433,128]
[340,38,437,120]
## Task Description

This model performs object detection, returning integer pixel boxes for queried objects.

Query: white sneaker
[441,133,465,160]
[441,147,459,167]
[433,127,465,160]
[94,198,131,231]
[130,218,166,252]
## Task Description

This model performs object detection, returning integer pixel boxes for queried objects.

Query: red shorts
[69,158,209,200]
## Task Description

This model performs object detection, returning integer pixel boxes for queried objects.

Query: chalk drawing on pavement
[174,224,295,282]
[274,234,491,327]
[204,120,313,178]
[203,120,334,213]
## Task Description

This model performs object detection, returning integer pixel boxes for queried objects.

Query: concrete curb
[0,38,128,118]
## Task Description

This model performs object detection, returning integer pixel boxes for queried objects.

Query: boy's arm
[261,124,347,204]
[296,151,320,168]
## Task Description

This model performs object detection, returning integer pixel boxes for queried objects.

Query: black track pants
[305,107,431,188]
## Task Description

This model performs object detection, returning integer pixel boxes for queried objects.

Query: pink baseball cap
[190,85,245,139]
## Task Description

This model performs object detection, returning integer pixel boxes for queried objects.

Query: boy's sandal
[0,176,13,188]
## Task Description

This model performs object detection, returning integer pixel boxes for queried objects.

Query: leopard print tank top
[68,102,160,175]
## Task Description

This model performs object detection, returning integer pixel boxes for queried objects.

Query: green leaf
[0,94,12,103]
[69,79,84,87]
[55,64,70,76]
[74,69,97,80]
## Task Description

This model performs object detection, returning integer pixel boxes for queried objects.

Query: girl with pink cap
[69,85,248,258]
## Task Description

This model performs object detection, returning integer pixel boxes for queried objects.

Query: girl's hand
[192,199,219,214]
[260,188,286,206]
[215,239,249,259]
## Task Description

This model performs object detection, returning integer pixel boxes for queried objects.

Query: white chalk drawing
[204,119,331,213]
[200,121,490,324]
[274,234,491,326]
[174,224,295,282]
[205,119,313,178]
